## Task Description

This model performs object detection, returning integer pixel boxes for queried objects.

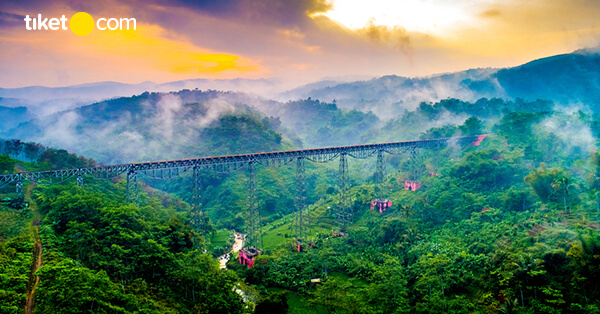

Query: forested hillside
[2,89,287,163]
[2,87,600,313]
[226,103,600,313]
[292,50,600,117]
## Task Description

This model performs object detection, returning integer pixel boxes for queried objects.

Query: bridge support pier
[295,157,307,238]
[126,169,138,206]
[375,150,384,199]
[410,147,422,181]
[191,166,206,233]
[336,153,351,227]
[246,161,261,247]
[77,174,83,187]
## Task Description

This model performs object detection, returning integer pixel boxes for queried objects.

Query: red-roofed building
[405,180,421,191]
[239,246,262,268]
[371,199,392,213]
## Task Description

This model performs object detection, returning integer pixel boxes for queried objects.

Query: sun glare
[314,0,474,35]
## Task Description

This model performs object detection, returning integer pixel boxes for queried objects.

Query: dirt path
[25,226,42,314]
[24,184,42,314]
[218,232,245,269]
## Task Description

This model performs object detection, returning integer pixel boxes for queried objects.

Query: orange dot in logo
[70,12,94,36]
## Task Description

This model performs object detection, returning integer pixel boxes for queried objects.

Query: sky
[0,0,599,88]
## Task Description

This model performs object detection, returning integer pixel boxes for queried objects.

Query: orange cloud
[293,63,308,70]
[0,18,263,87]
[82,24,261,75]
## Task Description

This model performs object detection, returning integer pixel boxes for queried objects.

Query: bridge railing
[0,136,479,184]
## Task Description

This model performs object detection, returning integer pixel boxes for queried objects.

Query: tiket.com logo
[24,12,136,36]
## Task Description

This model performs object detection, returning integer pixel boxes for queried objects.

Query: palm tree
[511,254,545,306]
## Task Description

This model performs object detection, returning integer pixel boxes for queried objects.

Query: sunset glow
[314,0,474,35]
[1,0,599,87]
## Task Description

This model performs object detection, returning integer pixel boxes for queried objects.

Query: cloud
[0,11,24,29]
[3,0,600,89]
[0,20,263,87]
[32,91,246,163]
[357,18,412,56]
[81,24,262,75]
[171,0,331,27]
[479,9,501,18]
[540,114,595,155]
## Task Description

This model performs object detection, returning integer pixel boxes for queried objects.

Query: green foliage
[7,90,600,313]
[449,149,517,190]
[243,103,600,313]
[0,233,32,313]
[0,206,30,241]
[525,164,579,211]
[27,179,246,313]
[271,98,380,147]
[458,117,483,136]
[494,112,548,145]
[502,187,534,212]
[0,155,15,174]
[203,115,283,155]
[37,149,96,170]
[35,259,138,313]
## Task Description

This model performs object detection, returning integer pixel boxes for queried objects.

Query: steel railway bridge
[0,135,485,246]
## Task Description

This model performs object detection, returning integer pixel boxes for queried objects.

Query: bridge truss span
[0,135,485,243]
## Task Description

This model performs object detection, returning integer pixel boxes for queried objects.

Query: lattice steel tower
[336,153,351,227]
[190,166,206,233]
[246,161,262,247]
[374,150,385,199]
[295,157,307,238]
[126,168,138,206]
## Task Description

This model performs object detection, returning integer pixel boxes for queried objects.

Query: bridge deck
[0,136,482,184]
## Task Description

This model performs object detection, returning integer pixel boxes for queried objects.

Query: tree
[502,187,533,212]
[524,164,565,203]
[507,255,546,307]
[459,117,483,136]
[552,176,571,212]
[35,259,140,313]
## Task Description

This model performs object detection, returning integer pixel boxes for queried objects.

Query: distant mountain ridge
[2,48,600,127]
[288,49,600,117]
[2,89,388,164]
[0,78,283,103]
[0,105,33,132]
[493,52,600,105]
[3,89,273,163]
[0,78,284,118]
[0,81,156,102]
[285,68,500,117]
